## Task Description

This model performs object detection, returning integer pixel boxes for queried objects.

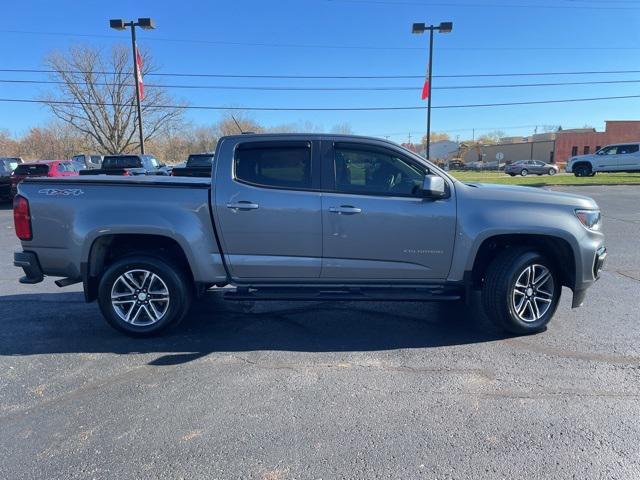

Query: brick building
[555,121,640,165]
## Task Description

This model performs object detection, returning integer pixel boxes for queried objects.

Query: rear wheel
[520,169,528,176]
[97,255,192,336]
[481,248,560,335]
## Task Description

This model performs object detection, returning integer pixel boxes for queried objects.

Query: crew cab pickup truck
[565,142,640,177]
[79,154,169,177]
[171,153,214,177]
[13,134,607,337]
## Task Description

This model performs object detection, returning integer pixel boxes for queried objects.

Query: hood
[568,154,597,163]
[460,182,598,209]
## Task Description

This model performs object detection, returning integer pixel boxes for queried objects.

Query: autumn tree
[42,45,184,154]
[420,131,450,145]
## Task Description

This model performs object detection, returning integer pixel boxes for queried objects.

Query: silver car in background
[505,160,559,177]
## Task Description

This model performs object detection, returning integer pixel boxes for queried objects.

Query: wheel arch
[84,233,195,302]
[468,233,576,290]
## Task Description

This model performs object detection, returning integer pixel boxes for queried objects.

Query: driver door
[320,141,456,280]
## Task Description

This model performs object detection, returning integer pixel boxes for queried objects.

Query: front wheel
[548,168,556,175]
[97,255,192,336]
[481,249,560,335]
[520,169,528,176]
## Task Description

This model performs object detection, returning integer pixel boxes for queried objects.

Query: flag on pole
[421,63,430,100]
[135,44,144,100]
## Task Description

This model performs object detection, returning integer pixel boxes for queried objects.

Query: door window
[618,144,639,155]
[333,147,425,196]
[235,144,312,189]
[600,146,619,155]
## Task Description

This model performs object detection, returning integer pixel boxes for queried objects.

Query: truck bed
[23,175,211,188]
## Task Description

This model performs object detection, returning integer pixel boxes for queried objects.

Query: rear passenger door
[214,139,323,279]
[616,144,640,171]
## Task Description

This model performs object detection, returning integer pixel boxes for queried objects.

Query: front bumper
[14,251,44,284]
[572,245,607,308]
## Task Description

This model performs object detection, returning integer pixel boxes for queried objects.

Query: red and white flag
[421,63,430,100]
[135,44,144,100]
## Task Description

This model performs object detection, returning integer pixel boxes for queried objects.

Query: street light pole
[129,24,145,154]
[426,27,434,161]
[412,21,453,161]
[109,18,156,154]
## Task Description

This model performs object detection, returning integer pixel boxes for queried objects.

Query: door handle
[329,205,362,215]
[226,201,259,210]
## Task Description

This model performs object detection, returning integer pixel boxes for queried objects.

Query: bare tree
[42,45,184,154]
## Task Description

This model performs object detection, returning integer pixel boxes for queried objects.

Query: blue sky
[1,0,639,143]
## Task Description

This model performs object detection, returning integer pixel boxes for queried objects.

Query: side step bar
[223,285,462,302]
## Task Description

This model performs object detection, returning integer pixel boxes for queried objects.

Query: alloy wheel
[511,264,554,323]
[110,269,170,326]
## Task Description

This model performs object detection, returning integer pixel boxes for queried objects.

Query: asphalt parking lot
[1,186,639,479]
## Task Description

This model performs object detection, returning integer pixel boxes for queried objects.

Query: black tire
[97,255,192,337]
[481,248,560,335]
[520,169,528,176]
[548,168,556,176]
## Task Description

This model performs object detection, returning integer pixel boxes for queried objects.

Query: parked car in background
[79,154,170,176]
[0,157,24,201]
[505,160,559,177]
[171,153,214,177]
[71,154,103,171]
[10,160,78,198]
[565,142,640,177]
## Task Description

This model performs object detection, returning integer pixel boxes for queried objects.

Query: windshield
[102,156,142,169]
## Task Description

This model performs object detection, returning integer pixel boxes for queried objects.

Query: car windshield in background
[13,164,50,176]
[187,155,214,167]
[102,156,141,169]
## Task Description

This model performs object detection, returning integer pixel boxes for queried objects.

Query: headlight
[575,209,602,231]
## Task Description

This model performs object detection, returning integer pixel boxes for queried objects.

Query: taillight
[122,170,130,176]
[13,195,32,241]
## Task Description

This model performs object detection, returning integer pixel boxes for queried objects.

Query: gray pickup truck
[13,134,606,337]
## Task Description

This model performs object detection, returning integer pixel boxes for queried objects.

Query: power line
[325,0,640,9]
[1,67,640,80]
[3,77,640,91]
[0,29,637,51]
[1,94,638,111]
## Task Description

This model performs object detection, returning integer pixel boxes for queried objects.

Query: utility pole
[109,18,156,154]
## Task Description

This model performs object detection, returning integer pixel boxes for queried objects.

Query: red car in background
[10,160,79,198]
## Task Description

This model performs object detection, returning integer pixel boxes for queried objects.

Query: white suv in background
[566,142,640,177]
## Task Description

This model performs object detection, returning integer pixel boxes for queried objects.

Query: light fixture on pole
[109,17,156,154]
[412,21,453,160]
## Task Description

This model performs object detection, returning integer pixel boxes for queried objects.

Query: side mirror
[421,175,447,199]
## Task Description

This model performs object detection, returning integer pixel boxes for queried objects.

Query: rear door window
[235,142,312,189]
[619,144,640,155]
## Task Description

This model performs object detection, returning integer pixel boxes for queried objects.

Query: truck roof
[219,132,399,146]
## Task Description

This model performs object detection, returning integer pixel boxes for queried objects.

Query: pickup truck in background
[79,154,170,176]
[0,157,23,201]
[13,134,606,337]
[566,142,640,177]
[171,153,214,177]
[71,154,103,171]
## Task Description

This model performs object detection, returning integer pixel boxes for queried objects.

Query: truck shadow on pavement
[0,291,510,364]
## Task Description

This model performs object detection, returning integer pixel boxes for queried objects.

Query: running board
[223,285,462,302]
